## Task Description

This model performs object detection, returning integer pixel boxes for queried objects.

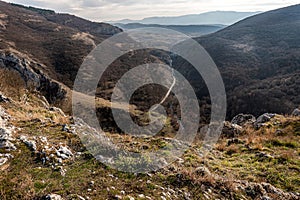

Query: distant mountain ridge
[115,23,226,36]
[109,11,260,25]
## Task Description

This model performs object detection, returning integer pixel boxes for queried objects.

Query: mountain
[109,11,260,25]
[114,23,225,36]
[192,4,300,118]
[0,1,122,110]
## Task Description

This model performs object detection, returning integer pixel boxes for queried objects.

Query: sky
[3,0,300,21]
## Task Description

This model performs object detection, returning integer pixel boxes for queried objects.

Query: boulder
[231,114,256,126]
[292,108,300,116]
[256,113,276,124]
[222,121,243,138]
[255,113,276,128]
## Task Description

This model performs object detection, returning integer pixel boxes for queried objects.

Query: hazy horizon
[2,0,299,22]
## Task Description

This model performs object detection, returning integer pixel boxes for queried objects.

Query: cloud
[3,0,300,21]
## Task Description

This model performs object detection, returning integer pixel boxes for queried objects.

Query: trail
[150,56,176,112]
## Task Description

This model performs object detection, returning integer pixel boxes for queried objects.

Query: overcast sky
[3,0,300,21]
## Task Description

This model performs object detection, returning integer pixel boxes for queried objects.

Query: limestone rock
[45,194,63,200]
[231,114,256,126]
[56,146,73,160]
[255,113,276,128]
[222,121,243,138]
[20,136,37,152]
[292,108,300,116]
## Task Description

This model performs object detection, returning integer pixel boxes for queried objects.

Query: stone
[50,107,66,117]
[20,136,37,151]
[126,196,135,200]
[231,114,256,126]
[44,194,63,200]
[256,152,273,161]
[0,157,8,166]
[222,121,243,138]
[113,195,123,200]
[56,146,73,159]
[0,140,16,151]
[0,92,10,103]
[194,166,211,177]
[161,196,166,200]
[257,113,276,123]
[292,108,300,116]
[261,196,272,200]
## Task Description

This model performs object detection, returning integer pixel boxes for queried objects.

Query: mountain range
[109,11,260,25]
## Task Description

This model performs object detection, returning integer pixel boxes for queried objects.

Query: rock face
[292,108,300,116]
[0,105,16,151]
[231,114,256,126]
[0,52,67,105]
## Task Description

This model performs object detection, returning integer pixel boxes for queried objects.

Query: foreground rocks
[0,105,16,152]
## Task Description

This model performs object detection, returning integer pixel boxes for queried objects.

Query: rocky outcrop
[0,52,68,105]
[0,105,16,151]
[255,113,276,128]
[231,114,256,126]
[292,108,300,116]
[222,121,243,138]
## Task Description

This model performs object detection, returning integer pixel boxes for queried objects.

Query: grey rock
[0,140,16,151]
[231,114,256,126]
[0,127,14,141]
[256,152,274,161]
[261,196,272,200]
[292,108,300,116]
[113,195,123,200]
[0,92,10,103]
[50,107,66,117]
[256,113,276,124]
[20,136,37,151]
[222,121,243,138]
[194,166,211,177]
[56,146,73,159]
[0,157,8,166]
[0,52,67,105]
[45,194,63,200]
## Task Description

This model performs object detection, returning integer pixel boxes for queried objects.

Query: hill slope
[0,1,122,89]
[115,23,225,36]
[193,4,300,117]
